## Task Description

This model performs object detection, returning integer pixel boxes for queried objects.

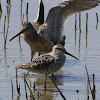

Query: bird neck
[24,31,40,42]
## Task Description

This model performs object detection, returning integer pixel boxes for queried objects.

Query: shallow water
[0,0,100,100]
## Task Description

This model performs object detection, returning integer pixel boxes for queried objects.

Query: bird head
[52,44,79,60]
[9,22,37,41]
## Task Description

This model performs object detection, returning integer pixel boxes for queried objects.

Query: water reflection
[17,71,64,100]
[16,95,20,100]
[78,31,81,56]
[75,28,77,47]
[0,0,100,100]
[4,48,7,64]
[85,31,88,59]
[33,77,63,100]
[6,4,11,25]
[18,38,23,57]
[85,13,88,59]
[86,13,88,49]
[26,12,28,22]
[74,13,89,58]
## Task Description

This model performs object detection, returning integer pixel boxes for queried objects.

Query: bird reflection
[28,73,64,100]
[17,69,64,100]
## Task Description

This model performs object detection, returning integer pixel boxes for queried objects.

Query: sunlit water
[0,0,100,100]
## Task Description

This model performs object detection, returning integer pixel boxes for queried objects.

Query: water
[0,0,100,100]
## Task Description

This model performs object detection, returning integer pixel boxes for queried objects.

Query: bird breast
[24,36,52,53]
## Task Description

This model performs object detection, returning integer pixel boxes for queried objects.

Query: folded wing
[16,54,55,71]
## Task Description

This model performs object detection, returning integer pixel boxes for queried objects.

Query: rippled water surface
[0,0,100,100]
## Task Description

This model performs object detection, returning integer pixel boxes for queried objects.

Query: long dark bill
[9,27,30,41]
[65,51,79,60]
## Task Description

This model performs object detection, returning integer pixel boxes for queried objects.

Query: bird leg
[52,73,56,80]
[51,74,66,100]
[30,49,35,62]
[25,71,29,76]
[38,53,41,56]
[44,75,47,90]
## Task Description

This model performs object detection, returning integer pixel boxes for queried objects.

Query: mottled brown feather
[16,54,55,71]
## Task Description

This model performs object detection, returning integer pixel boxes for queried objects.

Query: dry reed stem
[85,65,94,100]
[26,3,28,13]
[96,13,98,22]
[24,74,28,100]
[92,74,96,100]
[4,25,9,48]
[75,14,77,29]
[79,12,81,32]
[51,74,67,100]
[3,16,6,48]
[0,0,2,13]
[11,78,13,100]
[86,13,88,32]
[16,69,20,96]
[33,82,35,90]
[7,0,11,6]
[24,73,35,100]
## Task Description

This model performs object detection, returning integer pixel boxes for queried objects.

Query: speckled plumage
[16,45,79,75]
[16,44,79,89]
[16,45,67,75]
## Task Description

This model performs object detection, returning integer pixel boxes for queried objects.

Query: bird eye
[56,47,62,50]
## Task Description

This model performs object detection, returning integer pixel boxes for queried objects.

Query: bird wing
[16,54,55,71]
[43,0,100,44]
[36,0,44,24]
[32,0,44,32]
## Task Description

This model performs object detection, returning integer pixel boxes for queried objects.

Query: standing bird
[11,0,44,62]
[30,0,44,60]
[10,0,100,61]
[16,44,79,89]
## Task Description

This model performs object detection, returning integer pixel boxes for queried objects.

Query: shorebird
[10,0,44,62]
[10,0,100,61]
[16,44,78,89]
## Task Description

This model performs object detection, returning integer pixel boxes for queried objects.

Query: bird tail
[16,64,30,69]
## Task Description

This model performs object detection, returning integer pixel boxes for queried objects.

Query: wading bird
[16,44,79,89]
[10,0,100,61]
[11,0,44,62]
